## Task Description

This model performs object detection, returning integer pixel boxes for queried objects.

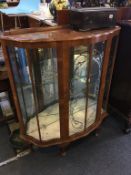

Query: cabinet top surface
[0,26,120,45]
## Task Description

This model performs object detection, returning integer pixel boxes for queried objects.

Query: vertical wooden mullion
[1,43,25,134]
[31,49,44,112]
[57,42,70,140]
[84,44,93,130]
[96,39,112,121]
[26,48,42,142]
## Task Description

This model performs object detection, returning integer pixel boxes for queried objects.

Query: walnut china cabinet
[0,26,120,152]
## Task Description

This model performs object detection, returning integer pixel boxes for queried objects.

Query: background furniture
[116,7,131,22]
[0,69,16,123]
[0,0,40,30]
[0,14,28,30]
[1,26,120,153]
[0,0,40,15]
[1,7,131,30]
[7,0,19,7]
[27,13,56,27]
[109,21,131,133]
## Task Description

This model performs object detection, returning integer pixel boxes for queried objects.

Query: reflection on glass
[69,43,105,135]
[8,47,34,124]
[27,48,60,141]
[86,42,105,127]
[8,47,60,141]
[69,46,88,135]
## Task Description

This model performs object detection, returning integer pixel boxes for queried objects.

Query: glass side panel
[86,42,105,127]
[8,47,60,141]
[69,43,105,135]
[8,47,35,124]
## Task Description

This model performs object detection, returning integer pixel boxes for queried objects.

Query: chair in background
[0,0,40,31]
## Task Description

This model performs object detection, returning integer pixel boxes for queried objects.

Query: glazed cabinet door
[69,42,106,135]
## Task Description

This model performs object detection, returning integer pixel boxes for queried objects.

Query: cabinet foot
[94,127,101,137]
[30,145,39,152]
[59,143,69,156]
